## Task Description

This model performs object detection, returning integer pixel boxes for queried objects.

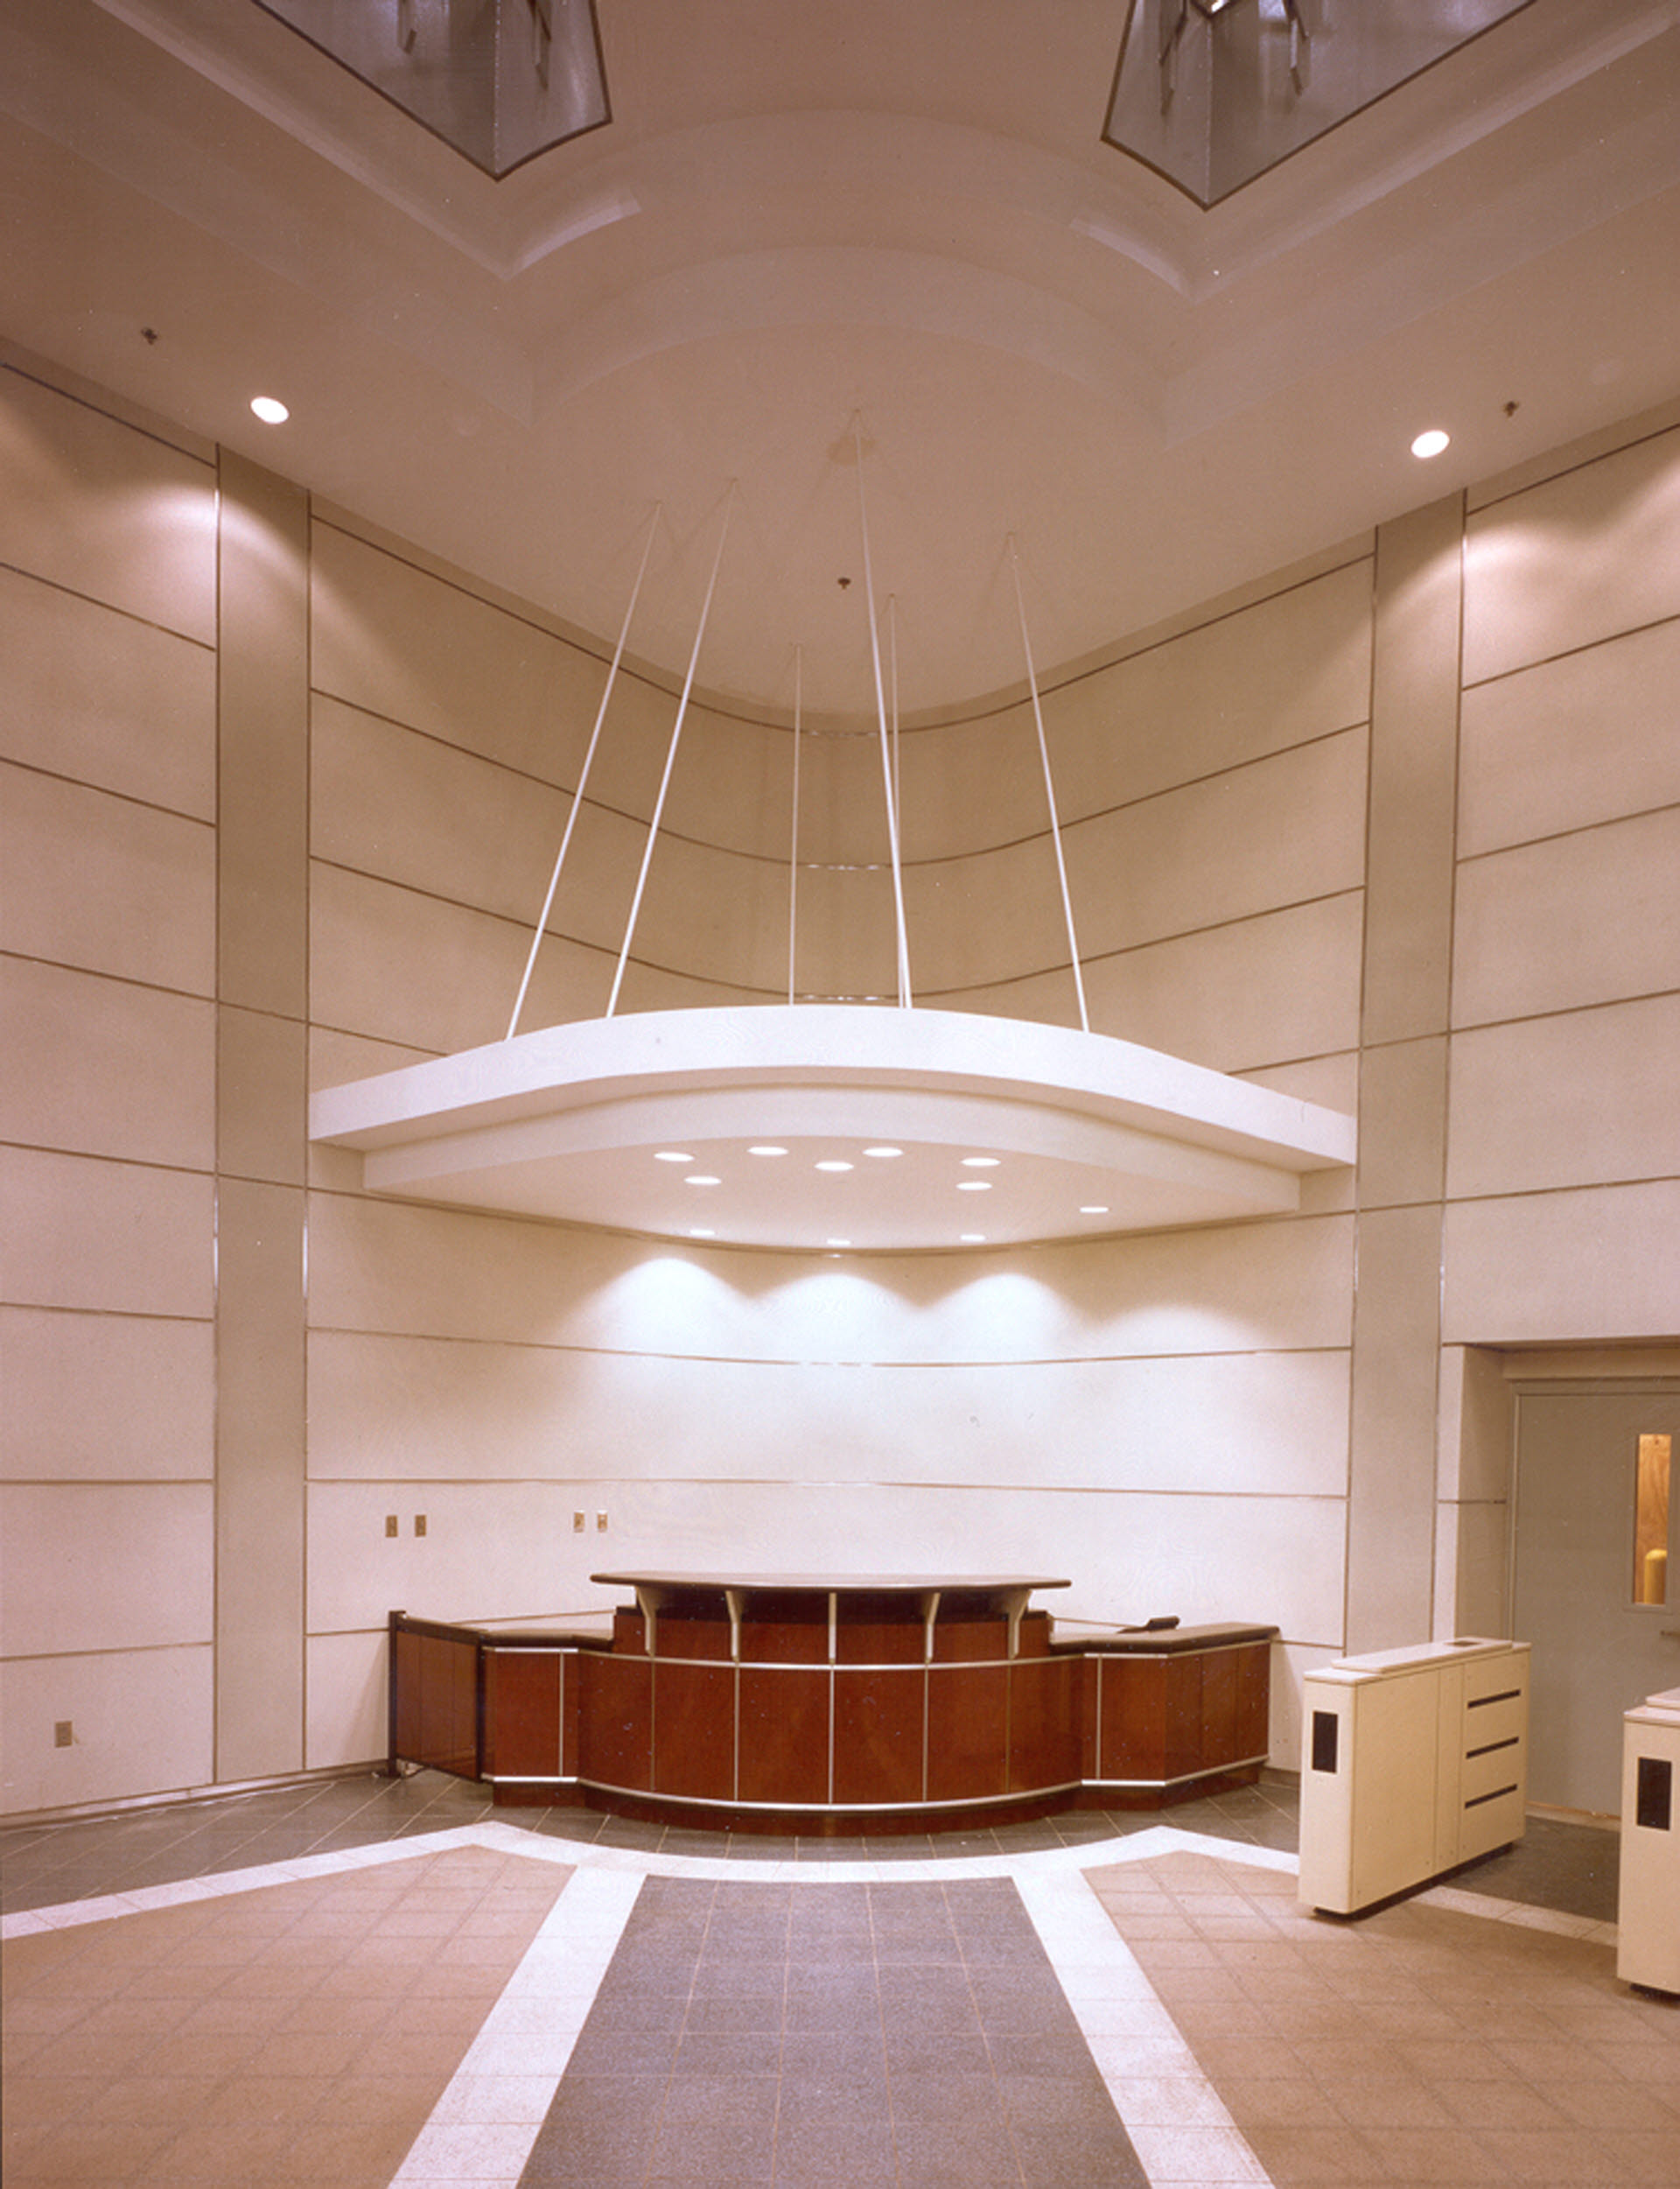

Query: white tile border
[2,1818,1619,2189]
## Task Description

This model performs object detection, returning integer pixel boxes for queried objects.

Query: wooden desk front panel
[578,1650,653,1792]
[833,1668,926,1806]
[481,1649,561,1781]
[393,1624,478,1779]
[739,1666,830,1806]
[926,1665,1009,1802]
[654,1660,736,1800]
[1009,1655,1082,1794]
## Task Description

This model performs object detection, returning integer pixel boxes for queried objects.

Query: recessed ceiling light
[863,1146,904,1159]
[1080,1204,1110,1215]
[956,1180,992,1192]
[250,396,290,424]
[816,1159,854,1173]
[654,1150,694,1163]
[685,1175,721,1187]
[690,1227,716,1238]
[827,1238,851,1248]
[1410,427,1450,460]
[961,1155,1001,1168]
[747,1144,788,1157]
[959,1233,987,1243]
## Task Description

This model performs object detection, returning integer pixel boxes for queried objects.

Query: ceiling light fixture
[960,1233,987,1244]
[250,396,290,424]
[1410,428,1451,459]
[1080,1204,1110,1215]
[312,424,1356,1252]
[748,1144,788,1156]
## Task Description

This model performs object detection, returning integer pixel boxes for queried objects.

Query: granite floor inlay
[0,1772,1631,2189]
[516,1873,1147,2189]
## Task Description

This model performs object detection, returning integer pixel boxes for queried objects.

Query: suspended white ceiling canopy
[310,1004,1354,1252]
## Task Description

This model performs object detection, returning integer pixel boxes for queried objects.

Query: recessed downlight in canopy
[311,422,1354,1252]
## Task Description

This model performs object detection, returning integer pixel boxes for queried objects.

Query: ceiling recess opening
[1104,0,1537,208]
[250,0,610,177]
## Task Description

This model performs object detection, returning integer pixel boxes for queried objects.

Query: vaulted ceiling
[6,0,1680,719]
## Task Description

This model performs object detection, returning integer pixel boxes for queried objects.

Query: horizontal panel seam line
[1457,795,1680,866]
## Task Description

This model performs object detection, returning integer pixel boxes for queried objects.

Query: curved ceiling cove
[37,0,1680,719]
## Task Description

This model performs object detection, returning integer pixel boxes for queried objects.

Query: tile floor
[0,1772,1650,2189]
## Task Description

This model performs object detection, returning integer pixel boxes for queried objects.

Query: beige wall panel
[311,697,575,921]
[0,367,216,643]
[0,1645,214,1815]
[786,861,904,998]
[1443,1179,1680,1344]
[1239,1050,1361,1117]
[218,1007,307,1187]
[311,523,670,811]
[1081,894,1364,1074]
[1459,614,1680,859]
[0,1148,214,1317]
[0,959,214,1169]
[620,834,791,992]
[306,1329,1350,1499]
[0,1308,214,1483]
[1452,807,1680,1028]
[1436,1344,1513,1506]
[1061,729,1368,957]
[305,1473,1342,1660]
[900,839,1070,991]
[1344,1203,1447,1651]
[1,764,215,994]
[305,1630,388,1772]
[219,453,309,1023]
[1448,995,1680,1202]
[0,1483,213,1655]
[1463,424,1680,686]
[310,863,536,1053]
[577,1476,1343,1646]
[1044,558,1374,822]
[307,1477,594,1634]
[921,970,1082,1026]
[790,732,895,867]
[660,705,794,860]
[0,566,216,818]
[1356,1036,1448,1211]
[1362,493,1463,1049]
[1438,1498,1512,1640]
[306,1191,1354,1364]
[897,704,1057,863]
[608,963,769,1015]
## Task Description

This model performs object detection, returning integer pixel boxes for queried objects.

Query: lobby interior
[5,3,1680,2184]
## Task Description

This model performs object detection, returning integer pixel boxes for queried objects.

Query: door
[1513,1389,1680,1814]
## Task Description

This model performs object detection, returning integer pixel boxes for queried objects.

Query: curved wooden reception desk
[388,1573,1275,1834]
